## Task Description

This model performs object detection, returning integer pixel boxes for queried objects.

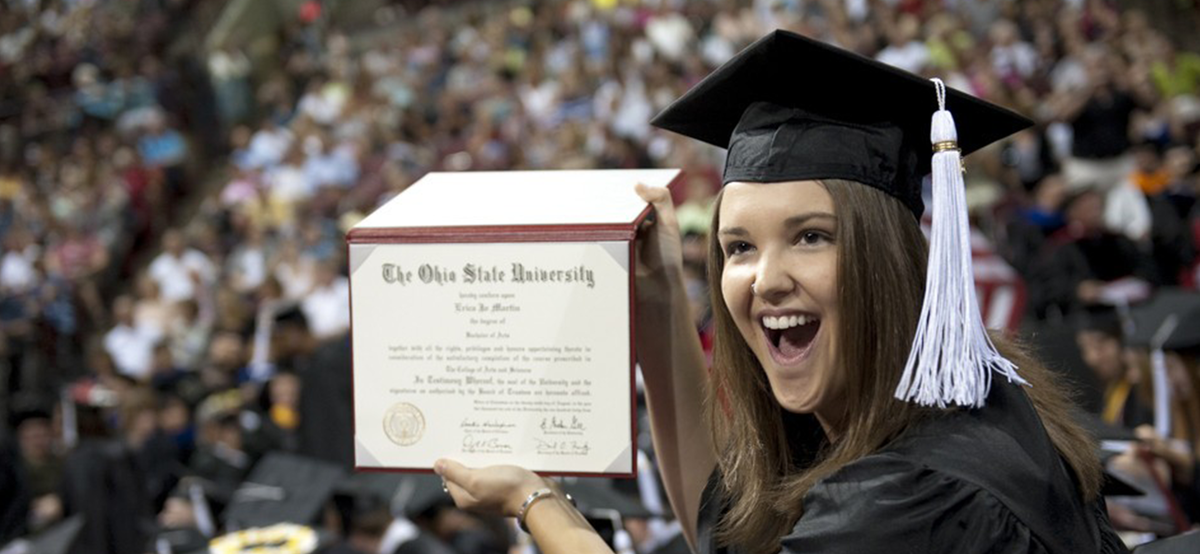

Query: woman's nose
[753,250,795,300]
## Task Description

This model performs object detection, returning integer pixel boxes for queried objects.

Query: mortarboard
[1077,413,1148,497]
[562,478,655,519]
[1127,289,1200,351]
[335,472,406,508]
[651,29,1031,220]
[1125,289,1200,439]
[222,453,347,530]
[1075,305,1126,340]
[651,30,1031,408]
[394,473,455,520]
[1131,531,1200,553]
[7,515,85,554]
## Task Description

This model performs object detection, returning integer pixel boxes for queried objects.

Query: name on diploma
[346,169,680,477]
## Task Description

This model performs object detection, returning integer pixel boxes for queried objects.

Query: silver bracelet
[516,487,574,534]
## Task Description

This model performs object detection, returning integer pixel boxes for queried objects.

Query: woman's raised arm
[634,183,716,550]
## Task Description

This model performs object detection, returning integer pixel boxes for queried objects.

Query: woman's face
[718,180,842,417]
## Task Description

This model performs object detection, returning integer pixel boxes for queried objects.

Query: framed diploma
[346,169,681,477]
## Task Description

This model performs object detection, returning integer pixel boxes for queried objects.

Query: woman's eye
[796,230,832,246]
[724,241,753,257]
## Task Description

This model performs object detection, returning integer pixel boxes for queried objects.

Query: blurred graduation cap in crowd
[393,473,453,520]
[1126,289,1200,351]
[1077,411,1148,498]
[222,453,347,530]
[562,478,655,519]
[1131,530,1200,554]
[1079,411,1137,443]
[1075,305,1129,340]
[2,515,84,554]
[335,472,406,512]
[1125,289,1200,440]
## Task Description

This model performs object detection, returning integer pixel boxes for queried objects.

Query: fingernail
[434,460,445,475]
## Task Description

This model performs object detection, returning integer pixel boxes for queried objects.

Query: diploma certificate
[350,241,633,474]
[348,169,680,476]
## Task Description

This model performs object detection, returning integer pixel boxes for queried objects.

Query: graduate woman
[434,31,1127,553]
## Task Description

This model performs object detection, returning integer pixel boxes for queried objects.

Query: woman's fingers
[435,459,544,517]
[435,458,479,508]
[635,183,679,230]
[633,183,685,283]
[435,458,469,485]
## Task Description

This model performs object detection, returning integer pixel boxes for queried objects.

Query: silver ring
[442,480,449,494]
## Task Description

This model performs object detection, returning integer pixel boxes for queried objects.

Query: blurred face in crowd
[18,417,53,462]
[1034,174,1066,211]
[1065,190,1104,232]
[1077,330,1124,383]
[112,295,135,325]
[718,181,843,419]
[163,230,185,256]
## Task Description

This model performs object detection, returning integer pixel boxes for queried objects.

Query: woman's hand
[634,183,686,303]
[435,458,547,518]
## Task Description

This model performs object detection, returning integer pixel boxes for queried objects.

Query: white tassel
[895,79,1026,408]
[1150,314,1178,438]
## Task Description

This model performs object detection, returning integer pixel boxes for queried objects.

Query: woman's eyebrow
[783,212,836,228]
[717,227,747,238]
[718,212,836,238]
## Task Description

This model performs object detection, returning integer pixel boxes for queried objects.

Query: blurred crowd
[3,0,1200,553]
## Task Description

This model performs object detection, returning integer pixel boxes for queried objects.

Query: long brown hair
[705,180,1102,553]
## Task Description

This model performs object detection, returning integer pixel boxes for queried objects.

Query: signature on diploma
[533,437,591,456]
[539,415,586,433]
[462,434,513,454]
[459,418,517,431]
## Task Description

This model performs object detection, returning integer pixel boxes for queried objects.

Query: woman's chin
[770,385,822,414]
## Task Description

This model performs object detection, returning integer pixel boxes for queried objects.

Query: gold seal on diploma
[383,402,425,446]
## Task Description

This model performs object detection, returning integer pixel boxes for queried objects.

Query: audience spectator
[104,295,163,381]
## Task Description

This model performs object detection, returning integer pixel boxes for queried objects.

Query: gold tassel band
[932,141,959,153]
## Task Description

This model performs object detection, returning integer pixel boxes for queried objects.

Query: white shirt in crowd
[149,249,216,302]
[991,42,1040,80]
[0,247,38,293]
[104,322,162,380]
[246,127,293,169]
[266,163,315,203]
[301,276,351,340]
[876,41,930,74]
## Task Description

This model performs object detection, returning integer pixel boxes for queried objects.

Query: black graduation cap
[1127,289,1200,350]
[335,472,405,508]
[222,453,347,530]
[1079,411,1137,443]
[13,515,84,554]
[650,29,1031,218]
[562,478,655,519]
[1131,530,1200,553]
[395,473,455,520]
[1075,305,1126,339]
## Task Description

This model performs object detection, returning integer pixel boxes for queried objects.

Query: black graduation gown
[697,383,1129,553]
[297,333,356,470]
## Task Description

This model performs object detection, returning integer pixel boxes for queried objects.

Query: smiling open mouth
[763,314,820,364]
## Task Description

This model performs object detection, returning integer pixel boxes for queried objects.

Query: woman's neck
[815,410,843,443]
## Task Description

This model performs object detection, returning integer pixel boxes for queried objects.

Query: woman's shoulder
[785,382,1125,554]
[784,452,1047,553]
[786,449,1126,554]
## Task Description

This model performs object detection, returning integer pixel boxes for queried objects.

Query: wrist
[506,476,550,518]
[515,483,576,534]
